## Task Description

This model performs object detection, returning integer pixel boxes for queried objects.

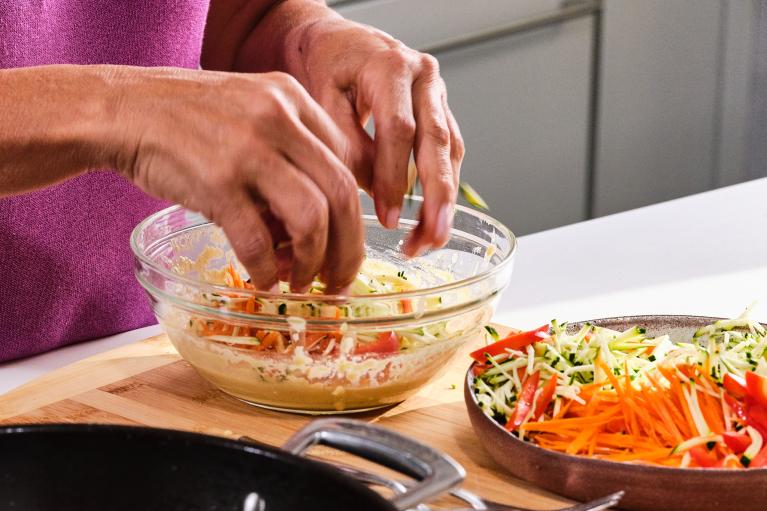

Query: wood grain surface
[0,327,571,510]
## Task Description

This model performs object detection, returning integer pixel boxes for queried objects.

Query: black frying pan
[0,419,464,511]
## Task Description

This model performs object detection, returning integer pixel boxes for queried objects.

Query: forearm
[0,65,121,197]
[202,0,339,76]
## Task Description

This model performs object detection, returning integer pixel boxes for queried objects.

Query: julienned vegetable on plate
[470,308,767,468]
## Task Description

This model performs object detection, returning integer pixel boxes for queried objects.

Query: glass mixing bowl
[131,193,516,413]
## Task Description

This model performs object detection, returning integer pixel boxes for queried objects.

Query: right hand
[110,67,364,293]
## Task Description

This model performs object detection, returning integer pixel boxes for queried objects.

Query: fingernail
[403,238,427,259]
[385,207,401,229]
[330,285,351,296]
[374,199,387,226]
[268,282,281,294]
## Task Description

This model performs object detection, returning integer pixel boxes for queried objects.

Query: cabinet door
[433,17,593,234]
[593,0,723,216]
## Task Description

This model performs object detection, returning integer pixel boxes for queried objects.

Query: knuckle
[420,53,440,73]
[384,48,411,67]
[433,171,456,199]
[267,71,300,91]
[235,232,269,264]
[444,179,457,200]
[384,114,416,141]
[427,123,451,146]
[205,165,240,191]
[454,134,466,160]
[259,90,293,125]
[294,190,329,244]
[331,173,361,216]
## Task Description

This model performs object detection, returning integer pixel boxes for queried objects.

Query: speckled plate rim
[464,315,767,477]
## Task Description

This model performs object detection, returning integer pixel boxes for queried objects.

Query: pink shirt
[0,0,210,361]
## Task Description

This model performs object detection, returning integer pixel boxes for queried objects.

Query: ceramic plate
[464,315,767,511]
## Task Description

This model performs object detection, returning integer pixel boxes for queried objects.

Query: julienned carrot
[645,371,691,438]
[508,359,751,468]
[698,388,725,434]
[523,406,621,431]
[657,364,699,438]
[226,263,244,288]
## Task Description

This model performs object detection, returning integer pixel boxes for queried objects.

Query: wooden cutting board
[0,326,569,510]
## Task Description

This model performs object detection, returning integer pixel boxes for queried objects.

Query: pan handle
[282,418,465,510]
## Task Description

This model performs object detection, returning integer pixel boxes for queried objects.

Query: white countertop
[3,178,767,395]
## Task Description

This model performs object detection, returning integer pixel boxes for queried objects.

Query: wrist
[232,1,341,77]
[0,65,127,193]
[282,15,338,82]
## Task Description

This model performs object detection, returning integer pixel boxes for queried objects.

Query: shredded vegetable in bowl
[470,307,767,469]
[189,258,454,356]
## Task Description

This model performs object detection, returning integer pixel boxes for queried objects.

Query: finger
[260,208,292,282]
[246,151,329,292]
[276,111,366,293]
[318,88,375,193]
[443,97,465,184]
[362,55,417,228]
[276,73,371,183]
[216,190,279,291]
[403,61,456,257]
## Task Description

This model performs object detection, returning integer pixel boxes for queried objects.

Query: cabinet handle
[420,0,601,54]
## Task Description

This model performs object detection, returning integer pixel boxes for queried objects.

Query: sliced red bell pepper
[746,403,767,439]
[354,331,400,355]
[746,371,767,408]
[689,446,719,468]
[724,373,748,399]
[472,363,490,376]
[532,376,558,420]
[724,393,748,422]
[723,432,752,454]
[470,325,549,363]
[400,299,413,314]
[750,445,767,468]
[505,370,541,431]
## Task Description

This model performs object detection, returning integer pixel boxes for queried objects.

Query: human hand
[285,17,465,257]
[113,67,364,293]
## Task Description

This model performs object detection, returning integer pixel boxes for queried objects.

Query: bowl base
[230,394,396,416]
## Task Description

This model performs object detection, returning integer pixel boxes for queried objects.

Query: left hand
[287,17,465,257]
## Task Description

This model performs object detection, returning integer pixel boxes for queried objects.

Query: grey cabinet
[434,18,593,235]
[593,0,761,216]
[594,0,722,216]
[335,0,597,235]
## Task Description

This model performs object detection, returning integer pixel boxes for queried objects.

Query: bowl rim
[465,314,767,476]
[130,195,517,303]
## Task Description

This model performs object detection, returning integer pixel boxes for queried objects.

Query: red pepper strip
[470,325,549,363]
[532,376,558,421]
[354,331,400,355]
[505,371,541,431]
[724,373,748,400]
[746,403,767,439]
[723,432,752,454]
[689,446,719,468]
[746,372,767,408]
[472,363,490,377]
[400,299,413,314]
[724,393,748,422]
